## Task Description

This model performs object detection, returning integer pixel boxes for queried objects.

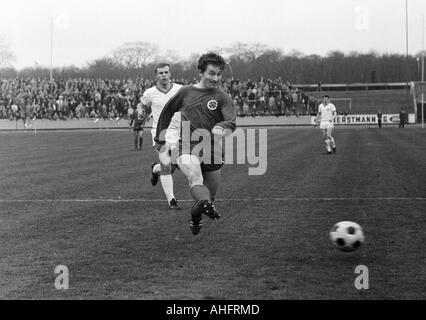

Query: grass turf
[0,127,425,299]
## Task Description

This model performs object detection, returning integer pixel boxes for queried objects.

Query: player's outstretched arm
[212,125,230,136]
[331,110,337,122]
[315,106,323,124]
[214,93,237,135]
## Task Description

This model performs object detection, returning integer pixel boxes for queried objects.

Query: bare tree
[0,36,16,68]
[111,41,159,68]
[225,42,269,62]
[154,49,182,64]
[180,53,200,71]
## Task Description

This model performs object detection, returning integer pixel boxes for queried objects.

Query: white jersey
[318,102,336,122]
[141,83,182,145]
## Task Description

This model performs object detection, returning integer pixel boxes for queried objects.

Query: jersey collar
[156,83,174,94]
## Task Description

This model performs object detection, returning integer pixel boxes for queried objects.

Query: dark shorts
[171,140,224,172]
[200,162,223,172]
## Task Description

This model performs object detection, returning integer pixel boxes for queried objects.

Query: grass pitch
[0,126,425,299]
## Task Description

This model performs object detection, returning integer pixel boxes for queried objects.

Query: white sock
[330,137,336,148]
[160,174,175,203]
[325,139,331,152]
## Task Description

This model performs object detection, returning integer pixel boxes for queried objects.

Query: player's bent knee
[186,170,204,187]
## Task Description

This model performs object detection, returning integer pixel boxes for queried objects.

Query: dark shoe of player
[200,200,220,220]
[169,198,181,210]
[189,217,203,235]
[333,147,337,154]
[150,162,159,186]
[189,200,208,235]
[209,207,221,220]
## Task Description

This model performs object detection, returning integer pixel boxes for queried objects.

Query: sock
[153,163,161,174]
[191,201,203,219]
[190,184,211,202]
[330,137,336,148]
[325,139,331,152]
[160,174,175,203]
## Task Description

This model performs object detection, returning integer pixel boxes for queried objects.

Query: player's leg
[177,154,211,201]
[133,130,139,150]
[176,154,214,235]
[203,169,220,202]
[202,168,221,220]
[157,147,180,210]
[321,128,331,153]
[151,162,161,184]
[138,130,143,150]
[150,132,162,185]
[327,126,336,153]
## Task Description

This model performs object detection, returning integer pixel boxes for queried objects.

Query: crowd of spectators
[0,77,156,122]
[0,77,320,122]
[222,77,320,117]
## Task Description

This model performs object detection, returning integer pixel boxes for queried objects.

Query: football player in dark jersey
[155,53,236,235]
[129,102,148,151]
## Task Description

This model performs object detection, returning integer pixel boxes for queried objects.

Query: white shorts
[320,121,334,130]
[165,130,180,149]
[151,129,180,148]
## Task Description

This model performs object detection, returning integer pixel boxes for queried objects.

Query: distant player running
[140,63,182,210]
[155,53,236,235]
[129,102,148,151]
[315,95,337,154]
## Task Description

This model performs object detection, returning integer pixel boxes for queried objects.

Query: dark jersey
[155,85,236,143]
[130,107,147,130]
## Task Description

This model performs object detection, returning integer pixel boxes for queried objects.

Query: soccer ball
[330,221,365,252]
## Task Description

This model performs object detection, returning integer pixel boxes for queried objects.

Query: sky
[0,0,425,69]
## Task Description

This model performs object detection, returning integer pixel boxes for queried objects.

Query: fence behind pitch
[310,89,408,114]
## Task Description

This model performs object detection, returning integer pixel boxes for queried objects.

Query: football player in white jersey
[315,95,337,154]
[141,63,183,209]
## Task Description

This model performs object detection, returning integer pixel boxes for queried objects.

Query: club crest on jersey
[207,99,218,110]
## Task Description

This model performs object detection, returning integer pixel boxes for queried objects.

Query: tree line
[0,41,424,84]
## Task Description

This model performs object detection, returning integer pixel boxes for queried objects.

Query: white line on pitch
[0,197,425,203]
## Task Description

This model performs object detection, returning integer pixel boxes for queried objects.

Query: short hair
[322,95,330,99]
[154,63,171,74]
[197,52,226,73]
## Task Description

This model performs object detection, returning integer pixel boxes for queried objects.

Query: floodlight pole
[50,17,53,82]
[405,0,410,110]
[422,14,424,128]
